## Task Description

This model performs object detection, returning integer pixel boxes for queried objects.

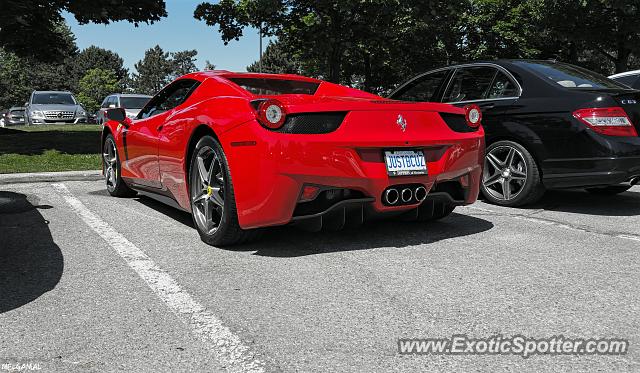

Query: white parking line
[52,183,265,373]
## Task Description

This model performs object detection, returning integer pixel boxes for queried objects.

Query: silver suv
[26,91,88,125]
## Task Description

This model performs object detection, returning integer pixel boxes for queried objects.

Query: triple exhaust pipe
[383,185,427,206]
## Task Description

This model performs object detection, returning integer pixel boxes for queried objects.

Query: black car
[390,60,640,206]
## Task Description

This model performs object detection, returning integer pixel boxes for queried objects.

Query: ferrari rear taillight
[573,107,638,137]
[464,104,482,128]
[256,99,287,129]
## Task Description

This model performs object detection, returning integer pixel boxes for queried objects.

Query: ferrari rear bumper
[221,117,484,229]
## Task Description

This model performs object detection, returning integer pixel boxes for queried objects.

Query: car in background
[96,94,151,125]
[609,70,640,90]
[25,91,87,125]
[390,60,640,206]
[101,71,485,246]
[3,106,26,126]
[87,111,97,124]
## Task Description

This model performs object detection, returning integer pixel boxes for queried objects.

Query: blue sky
[63,0,263,73]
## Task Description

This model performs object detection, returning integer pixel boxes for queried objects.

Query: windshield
[516,61,628,90]
[32,92,76,105]
[9,109,24,115]
[228,78,320,95]
[120,97,150,109]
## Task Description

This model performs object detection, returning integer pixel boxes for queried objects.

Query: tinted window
[228,78,320,95]
[32,92,75,105]
[120,97,150,109]
[517,61,627,89]
[139,79,199,119]
[391,70,449,102]
[612,74,639,88]
[443,67,497,102]
[487,71,520,99]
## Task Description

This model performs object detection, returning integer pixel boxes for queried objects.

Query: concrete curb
[0,170,102,185]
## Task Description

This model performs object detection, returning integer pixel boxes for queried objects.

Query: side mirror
[105,108,130,126]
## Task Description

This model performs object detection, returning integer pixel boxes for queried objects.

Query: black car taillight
[439,113,478,133]
[274,112,347,134]
[573,107,638,137]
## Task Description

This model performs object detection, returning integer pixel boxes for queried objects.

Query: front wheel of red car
[103,134,136,197]
[189,136,260,246]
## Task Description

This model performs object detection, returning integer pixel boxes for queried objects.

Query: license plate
[384,150,427,176]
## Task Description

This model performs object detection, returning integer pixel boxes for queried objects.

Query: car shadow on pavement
[520,189,640,216]
[135,195,195,228]
[233,213,494,257]
[0,192,63,313]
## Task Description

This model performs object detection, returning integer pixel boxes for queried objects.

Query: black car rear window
[228,78,320,95]
[516,61,628,90]
[120,97,150,109]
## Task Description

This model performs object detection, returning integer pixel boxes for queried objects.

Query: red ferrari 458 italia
[101,71,484,245]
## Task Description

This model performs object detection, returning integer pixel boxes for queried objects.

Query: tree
[0,22,79,109]
[72,46,128,89]
[204,60,217,70]
[1,0,167,61]
[0,50,31,109]
[170,50,198,79]
[130,46,199,95]
[464,0,548,60]
[195,1,468,93]
[131,46,174,95]
[247,41,301,74]
[76,69,120,113]
[540,0,640,73]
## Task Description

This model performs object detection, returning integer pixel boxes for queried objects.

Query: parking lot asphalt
[1,180,639,372]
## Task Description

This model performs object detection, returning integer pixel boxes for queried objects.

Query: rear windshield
[228,78,320,95]
[32,92,76,105]
[120,97,150,109]
[516,61,628,90]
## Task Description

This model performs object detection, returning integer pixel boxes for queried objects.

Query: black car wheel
[585,185,632,195]
[481,140,545,207]
[189,136,260,246]
[103,134,136,197]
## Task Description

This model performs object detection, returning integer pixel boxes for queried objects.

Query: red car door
[122,79,201,190]
[122,113,165,188]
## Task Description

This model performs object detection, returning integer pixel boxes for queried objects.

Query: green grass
[0,124,102,173]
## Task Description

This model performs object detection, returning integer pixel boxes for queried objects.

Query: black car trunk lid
[610,90,640,135]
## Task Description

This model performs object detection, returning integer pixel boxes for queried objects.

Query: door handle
[479,103,495,110]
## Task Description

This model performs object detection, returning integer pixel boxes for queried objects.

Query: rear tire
[481,140,545,207]
[586,185,632,195]
[188,136,261,246]
[103,134,136,197]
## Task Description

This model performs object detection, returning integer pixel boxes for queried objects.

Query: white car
[96,94,151,125]
[609,70,640,89]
